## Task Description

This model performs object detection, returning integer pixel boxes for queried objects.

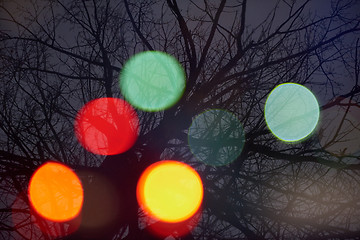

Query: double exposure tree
[1,0,360,239]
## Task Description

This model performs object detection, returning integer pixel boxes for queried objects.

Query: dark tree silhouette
[1,0,360,239]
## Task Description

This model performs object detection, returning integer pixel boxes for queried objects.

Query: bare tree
[1,0,360,239]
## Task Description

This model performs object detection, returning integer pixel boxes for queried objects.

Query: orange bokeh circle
[28,161,84,222]
[137,160,203,223]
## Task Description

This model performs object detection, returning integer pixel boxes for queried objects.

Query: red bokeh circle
[74,98,139,155]
[142,208,202,238]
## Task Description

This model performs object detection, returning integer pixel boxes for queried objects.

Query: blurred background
[1,0,360,239]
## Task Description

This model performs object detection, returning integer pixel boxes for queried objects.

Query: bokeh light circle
[74,97,139,155]
[142,210,202,238]
[188,109,245,166]
[137,160,203,223]
[28,162,84,222]
[119,51,186,111]
[319,97,360,156]
[12,194,80,239]
[76,170,120,234]
[264,83,320,142]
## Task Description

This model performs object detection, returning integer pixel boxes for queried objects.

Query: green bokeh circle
[264,83,320,142]
[119,51,185,111]
[188,109,245,166]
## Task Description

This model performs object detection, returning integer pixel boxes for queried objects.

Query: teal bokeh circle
[188,109,245,166]
[264,83,320,142]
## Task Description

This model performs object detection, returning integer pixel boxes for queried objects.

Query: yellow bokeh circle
[137,160,203,223]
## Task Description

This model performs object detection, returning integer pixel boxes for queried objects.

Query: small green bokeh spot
[188,109,245,166]
[264,83,320,142]
[119,51,186,112]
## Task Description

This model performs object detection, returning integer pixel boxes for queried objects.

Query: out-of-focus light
[119,51,185,112]
[264,83,320,142]
[137,160,203,223]
[11,194,80,239]
[142,210,202,238]
[188,109,245,166]
[28,162,84,222]
[74,97,139,155]
[319,97,360,156]
[76,170,120,233]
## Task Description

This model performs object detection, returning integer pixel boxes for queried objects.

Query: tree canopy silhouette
[1,0,360,239]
